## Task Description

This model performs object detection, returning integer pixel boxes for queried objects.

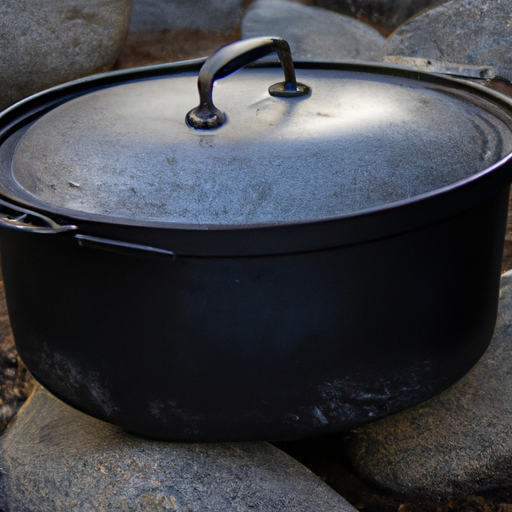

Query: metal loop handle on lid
[186,37,311,130]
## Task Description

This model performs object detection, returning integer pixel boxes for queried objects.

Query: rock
[385,0,512,82]
[242,0,386,61]
[0,0,131,112]
[129,0,242,34]
[344,269,512,499]
[310,0,448,34]
[0,386,356,512]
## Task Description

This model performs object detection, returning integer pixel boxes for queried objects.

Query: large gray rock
[345,270,512,499]
[0,0,131,111]
[130,0,242,33]
[242,0,386,61]
[385,0,512,82]
[310,0,448,34]
[0,385,356,512]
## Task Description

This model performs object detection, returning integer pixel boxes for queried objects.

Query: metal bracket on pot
[0,199,77,234]
[186,37,311,130]
[76,234,176,260]
[383,56,497,80]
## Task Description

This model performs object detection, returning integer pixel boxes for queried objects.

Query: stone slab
[0,385,356,511]
[385,0,512,82]
[129,0,242,34]
[0,0,131,112]
[242,0,386,61]
[345,270,512,499]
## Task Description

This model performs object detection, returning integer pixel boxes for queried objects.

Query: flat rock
[385,0,512,82]
[0,0,131,111]
[242,0,386,61]
[0,386,355,512]
[129,0,242,33]
[310,0,448,34]
[344,270,512,499]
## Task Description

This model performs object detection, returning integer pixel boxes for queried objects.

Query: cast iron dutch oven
[0,37,512,441]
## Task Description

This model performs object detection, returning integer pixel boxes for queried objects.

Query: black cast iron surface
[0,187,507,440]
[0,57,512,440]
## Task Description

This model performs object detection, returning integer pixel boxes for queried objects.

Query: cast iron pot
[0,38,512,441]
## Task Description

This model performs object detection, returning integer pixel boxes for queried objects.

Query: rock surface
[0,0,131,112]
[0,386,355,512]
[129,0,242,33]
[310,0,448,34]
[345,269,512,499]
[385,0,512,82]
[242,0,386,61]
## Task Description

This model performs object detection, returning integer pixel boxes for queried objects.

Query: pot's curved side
[0,186,507,441]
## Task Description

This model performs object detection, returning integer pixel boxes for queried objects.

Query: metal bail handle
[0,199,77,234]
[186,37,311,130]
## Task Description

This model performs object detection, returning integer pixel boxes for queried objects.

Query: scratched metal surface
[10,67,512,225]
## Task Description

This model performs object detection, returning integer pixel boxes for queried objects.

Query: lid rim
[2,58,512,256]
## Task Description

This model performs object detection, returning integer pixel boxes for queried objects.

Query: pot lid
[8,37,512,226]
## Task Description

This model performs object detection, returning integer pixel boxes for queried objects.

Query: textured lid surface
[10,67,512,225]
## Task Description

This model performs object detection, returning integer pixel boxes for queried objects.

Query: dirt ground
[112,28,240,70]
[1,28,512,512]
[502,192,512,273]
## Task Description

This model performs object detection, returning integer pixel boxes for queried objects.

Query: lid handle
[186,37,310,130]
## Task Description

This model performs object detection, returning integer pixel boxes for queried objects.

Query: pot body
[0,185,508,441]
